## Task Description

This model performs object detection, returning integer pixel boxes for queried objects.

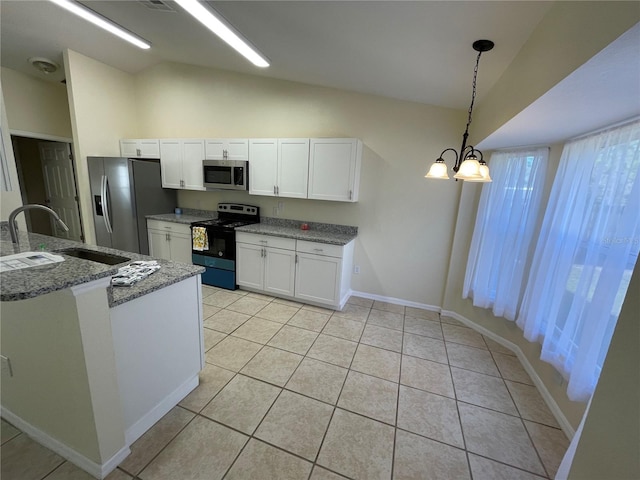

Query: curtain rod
[492,145,550,153]
[568,115,640,143]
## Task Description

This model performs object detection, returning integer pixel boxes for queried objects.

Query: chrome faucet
[8,204,70,244]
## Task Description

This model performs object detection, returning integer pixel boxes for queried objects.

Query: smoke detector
[28,57,60,75]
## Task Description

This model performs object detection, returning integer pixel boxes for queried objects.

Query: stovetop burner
[191,203,260,230]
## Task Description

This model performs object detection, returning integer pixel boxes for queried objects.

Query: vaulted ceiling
[1,1,638,148]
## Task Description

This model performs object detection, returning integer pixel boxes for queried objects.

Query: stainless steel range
[191,203,260,290]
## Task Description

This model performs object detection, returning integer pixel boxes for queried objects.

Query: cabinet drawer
[236,232,296,250]
[296,240,343,258]
[147,220,191,236]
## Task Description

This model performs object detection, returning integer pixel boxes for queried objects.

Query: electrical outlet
[278,201,284,213]
[354,265,360,274]
[1,355,13,377]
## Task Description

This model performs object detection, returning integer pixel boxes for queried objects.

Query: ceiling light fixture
[426,40,494,182]
[174,0,269,68]
[29,57,60,75]
[48,0,151,50]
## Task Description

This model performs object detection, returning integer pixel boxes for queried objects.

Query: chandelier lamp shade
[426,39,494,182]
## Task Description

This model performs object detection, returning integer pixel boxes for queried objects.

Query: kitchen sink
[56,248,130,265]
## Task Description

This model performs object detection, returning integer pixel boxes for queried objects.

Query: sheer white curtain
[463,148,548,320]
[517,120,640,402]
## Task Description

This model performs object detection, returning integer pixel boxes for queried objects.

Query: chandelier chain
[465,50,482,133]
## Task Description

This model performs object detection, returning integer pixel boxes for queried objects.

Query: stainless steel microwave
[203,160,248,190]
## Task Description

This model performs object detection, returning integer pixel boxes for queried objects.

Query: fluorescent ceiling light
[174,0,269,68]
[48,0,151,50]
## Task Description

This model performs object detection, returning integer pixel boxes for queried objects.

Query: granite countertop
[143,211,358,245]
[146,209,215,225]
[236,218,358,246]
[0,229,204,307]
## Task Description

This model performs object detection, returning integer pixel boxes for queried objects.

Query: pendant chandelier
[426,39,494,182]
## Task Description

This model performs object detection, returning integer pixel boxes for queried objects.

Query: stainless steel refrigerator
[88,157,176,255]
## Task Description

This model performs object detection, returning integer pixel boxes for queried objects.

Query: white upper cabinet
[205,139,249,161]
[120,139,160,158]
[249,138,309,198]
[159,140,182,189]
[249,139,278,197]
[278,139,309,198]
[182,139,206,190]
[160,139,205,190]
[308,138,362,202]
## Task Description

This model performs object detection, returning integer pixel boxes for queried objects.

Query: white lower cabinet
[236,232,354,308]
[147,220,192,264]
[236,233,296,296]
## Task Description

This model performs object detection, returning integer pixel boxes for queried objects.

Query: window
[516,120,640,401]
[463,148,548,320]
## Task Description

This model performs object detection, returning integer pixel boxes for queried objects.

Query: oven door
[203,160,248,190]
[194,227,237,261]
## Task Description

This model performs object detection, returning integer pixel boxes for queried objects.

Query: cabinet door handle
[349,190,353,200]
[295,254,298,264]
[273,185,276,195]
[263,248,266,258]
[276,186,279,195]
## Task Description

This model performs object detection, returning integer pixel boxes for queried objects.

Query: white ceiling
[1,0,552,109]
[1,1,638,148]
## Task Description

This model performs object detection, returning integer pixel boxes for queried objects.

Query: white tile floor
[1,286,569,480]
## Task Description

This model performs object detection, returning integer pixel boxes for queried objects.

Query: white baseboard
[124,374,199,445]
[441,309,575,440]
[348,289,440,312]
[0,406,130,479]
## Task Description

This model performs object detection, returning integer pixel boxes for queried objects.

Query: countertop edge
[235,225,357,245]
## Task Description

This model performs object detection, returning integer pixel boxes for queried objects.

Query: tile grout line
[441,314,475,480]
[391,309,407,479]
[130,407,200,479]
[308,303,372,477]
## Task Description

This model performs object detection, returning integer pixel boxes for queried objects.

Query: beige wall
[1,290,102,462]
[0,67,72,138]
[1,83,22,223]
[64,49,139,244]
[134,62,465,305]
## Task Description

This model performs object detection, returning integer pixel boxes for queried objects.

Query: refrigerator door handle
[101,175,113,234]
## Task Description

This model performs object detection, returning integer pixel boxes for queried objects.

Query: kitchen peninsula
[0,227,205,479]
